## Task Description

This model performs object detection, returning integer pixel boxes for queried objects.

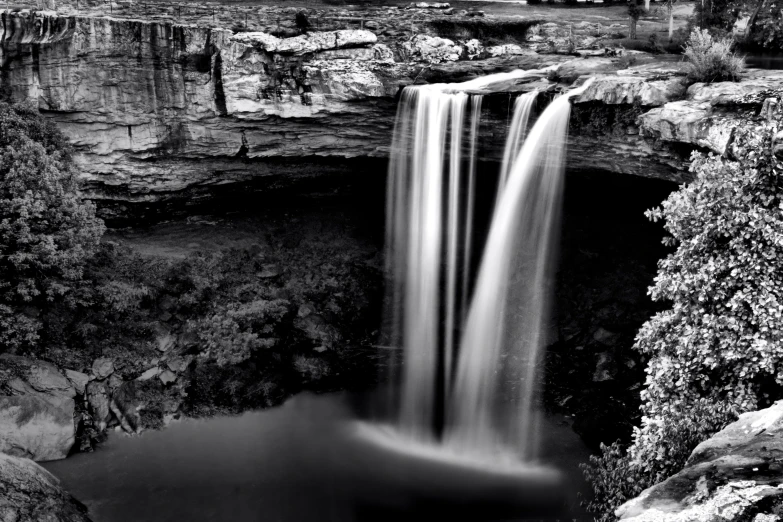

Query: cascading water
[383,72,593,465]
[497,91,539,196]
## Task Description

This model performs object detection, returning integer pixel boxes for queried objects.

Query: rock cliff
[617,401,783,522]
[1,7,781,209]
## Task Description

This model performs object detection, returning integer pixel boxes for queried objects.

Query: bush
[684,28,745,82]
[583,108,783,519]
[0,102,104,353]
[581,400,739,521]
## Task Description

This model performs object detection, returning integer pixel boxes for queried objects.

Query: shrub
[0,102,104,353]
[581,400,739,521]
[683,28,745,82]
[583,109,783,519]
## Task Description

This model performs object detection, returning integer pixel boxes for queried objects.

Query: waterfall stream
[384,74,593,464]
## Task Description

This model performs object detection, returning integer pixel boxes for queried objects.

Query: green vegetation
[0,102,105,353]
[0,100,382,427]
[582,106,783,520]
[684,29,745,83]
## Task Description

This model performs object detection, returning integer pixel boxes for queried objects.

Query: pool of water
[746,54,783,70]
[43,391,592,522]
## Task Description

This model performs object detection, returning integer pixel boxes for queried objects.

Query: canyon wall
[2,8,777,207]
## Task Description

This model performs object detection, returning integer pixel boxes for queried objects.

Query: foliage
[192,298,290,367]
[683,29,745,82]
[691,0,741,32]
[0,102,104,353]
[583,109,783,519]
[581,400,740,521]
[748,4,783,50]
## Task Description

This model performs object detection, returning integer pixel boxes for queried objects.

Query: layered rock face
[0,452,92,522]
[617,401,783,522]
[2,8,782,207]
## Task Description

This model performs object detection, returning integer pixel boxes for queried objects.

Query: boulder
[231,30,377,55]
[617,401,783,522]
[85,381,111,434]
[110,382,142,434]
[402,34,462,64]
[687,78,783,106]
[64,370,88,396]
[91,357,114,379]
[576,75,688,107]
[0,452,91,522]
[0,355,76,461]
[640,101,739,156]
[463,39,483,60]
[485,44,529,58]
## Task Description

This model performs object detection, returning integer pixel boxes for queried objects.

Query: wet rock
[64,369,89,396]
[618,401,783,522]
[0,452,92,522]
[110,382,142,434]
[91,358,114,380]
[0,355,77,461]
[85,381,111,433]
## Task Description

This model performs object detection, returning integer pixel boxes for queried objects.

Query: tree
[0,102,105,353]
[583,107,783,520]
[628,0,644,39]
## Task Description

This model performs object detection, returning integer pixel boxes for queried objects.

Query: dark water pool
[746,54,783,70]
[42,392,592,522]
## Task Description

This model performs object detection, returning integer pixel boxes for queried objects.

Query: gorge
[1,1,783,521]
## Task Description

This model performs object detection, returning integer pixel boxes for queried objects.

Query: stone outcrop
[0,355,77,461]
[0,452,92,522]
[617,401,783,522]
[0,7,780,209]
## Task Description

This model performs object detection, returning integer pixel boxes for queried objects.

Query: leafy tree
[583,108,783,519]
[0,102,104,353]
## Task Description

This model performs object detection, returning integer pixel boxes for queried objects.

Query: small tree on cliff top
[583,108,783,519]
[0,101,104,352]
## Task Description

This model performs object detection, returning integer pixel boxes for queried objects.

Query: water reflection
[43,392,591,522]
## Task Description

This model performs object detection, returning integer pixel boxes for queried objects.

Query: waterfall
[498,91,539,196]
[386,85,475,440]
[384,72,592,464]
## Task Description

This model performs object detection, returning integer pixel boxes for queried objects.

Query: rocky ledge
[1,7,782,210]
[0,452,91,522]
[617,401,783,522]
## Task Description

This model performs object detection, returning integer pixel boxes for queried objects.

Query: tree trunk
[745,0,769,42]
[644,0,650,9]
[668,2,674,39]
